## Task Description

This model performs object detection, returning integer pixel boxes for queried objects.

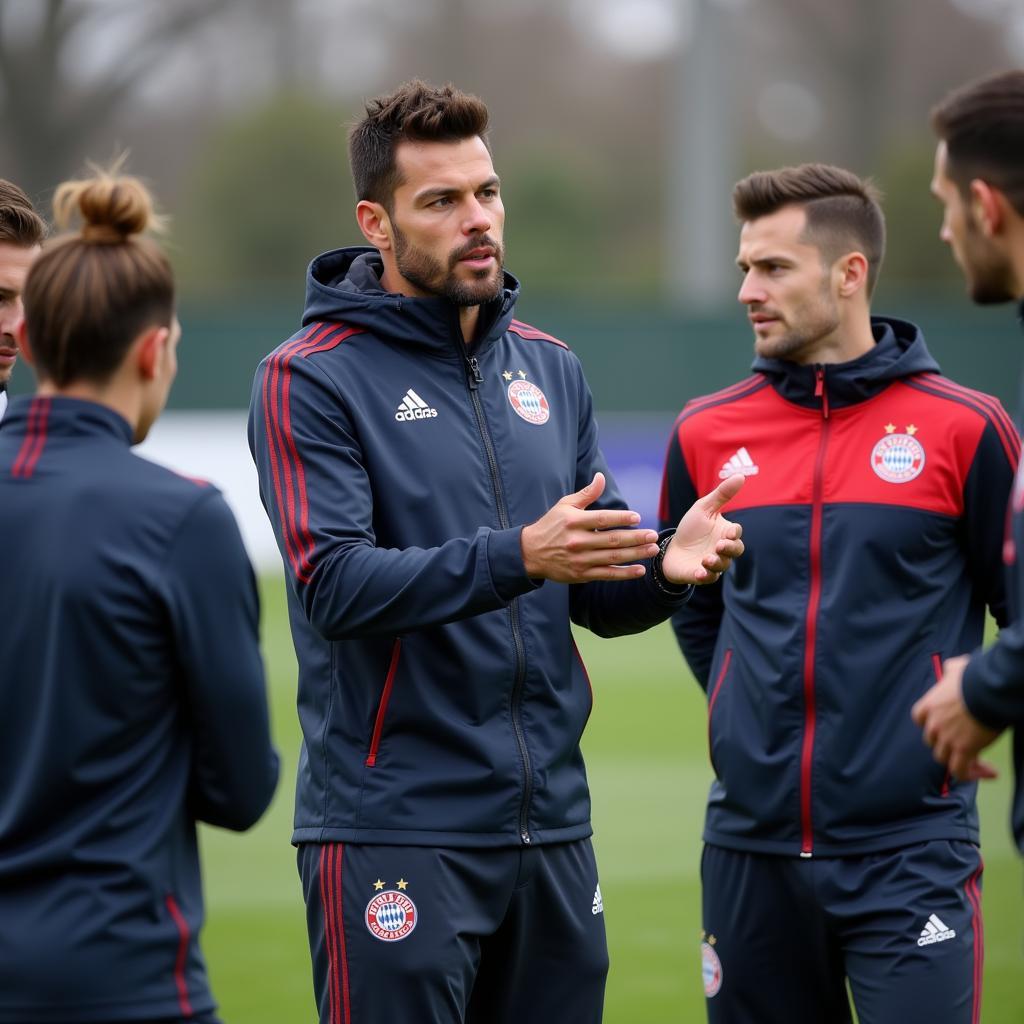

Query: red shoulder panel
[508,319,570,350]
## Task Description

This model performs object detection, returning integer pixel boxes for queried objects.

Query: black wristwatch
[651,532,690,595]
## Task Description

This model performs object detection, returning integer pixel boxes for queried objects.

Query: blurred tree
[173,92,352,297]
[0,0,238,197]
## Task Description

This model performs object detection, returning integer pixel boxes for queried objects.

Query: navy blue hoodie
[660,319,1018,857]
[0,397,279,1022]
[249,247,689,849]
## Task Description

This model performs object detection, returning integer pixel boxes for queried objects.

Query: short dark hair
[0,178,47,248]
[732,163,886,297]
[349,80,491,209]
[24,167,174,387]
[931,70,1024,216]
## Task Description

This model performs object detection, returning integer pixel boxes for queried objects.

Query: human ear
[356,200,393,251]
[136,325,170,381]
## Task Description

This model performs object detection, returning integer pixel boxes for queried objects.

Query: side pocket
[366,639,402,768]
[707,649,733,776]
[932,652,952,797]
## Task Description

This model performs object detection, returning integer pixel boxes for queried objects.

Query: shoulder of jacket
[506,318,571,351]
[674,374,770,432]
[902,373,1014,430]
[265,322,367,369]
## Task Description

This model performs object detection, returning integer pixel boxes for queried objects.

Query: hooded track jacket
[0,397,279,1023]
[249,247,690,849]
[962,301,1024,851]
[660,318,1019,857]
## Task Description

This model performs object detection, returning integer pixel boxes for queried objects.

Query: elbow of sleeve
[200,751,281,832]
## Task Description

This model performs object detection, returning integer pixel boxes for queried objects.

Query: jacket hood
[303,246,520,356]
[752,316,940,409]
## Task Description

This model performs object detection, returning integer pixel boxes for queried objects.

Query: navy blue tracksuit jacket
[660,320,1018,857]
[0,397,279,1022]
[248,247,690,850]
[963,301,1024,851]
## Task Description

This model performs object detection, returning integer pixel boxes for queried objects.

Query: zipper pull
[814,366,830,419]
[466,356,483,390]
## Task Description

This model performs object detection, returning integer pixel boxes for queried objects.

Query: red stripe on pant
[320,843,352,1024]
[965,861,984,1024]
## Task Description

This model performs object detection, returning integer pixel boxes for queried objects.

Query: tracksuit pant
[700,840,984,1024]
[299,838,609,1024]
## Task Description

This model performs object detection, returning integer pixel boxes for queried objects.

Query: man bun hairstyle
[349,79,491,209]
[733,163,887,297]
[0,178,47,247]
[931,69,1024,216]
[22,165,174,388]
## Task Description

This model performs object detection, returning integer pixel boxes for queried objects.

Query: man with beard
[248,80,746,1024]
[914,69,1024,869]
[659,163,1016,1023]
[0,179,45,421]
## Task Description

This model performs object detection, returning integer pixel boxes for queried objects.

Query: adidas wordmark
[395,388,438,422]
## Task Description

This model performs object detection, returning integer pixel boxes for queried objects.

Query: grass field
[199,577,1024,1022]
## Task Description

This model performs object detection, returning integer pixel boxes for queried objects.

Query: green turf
[198,578,1024,1022]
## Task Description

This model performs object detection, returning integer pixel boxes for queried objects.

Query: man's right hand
[520,472,660,583]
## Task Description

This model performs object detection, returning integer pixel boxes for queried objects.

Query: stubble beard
[960,223,1017,305]
[392,222,505,308]
[753,296,841,362]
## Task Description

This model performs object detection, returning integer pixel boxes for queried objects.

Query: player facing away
[248,79,745,1024]
[659,163,1018,1024]
[915,69,1024,865]
[0,169,280,1023]
[0,179,45,421]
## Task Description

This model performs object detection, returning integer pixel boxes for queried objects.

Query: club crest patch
[871,424,925,483]
[365,890,417,942]
[508,379,550,425]
[701,941,723,998]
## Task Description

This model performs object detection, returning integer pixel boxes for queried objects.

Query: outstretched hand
[661,474,746,585]
[520,472,661,583]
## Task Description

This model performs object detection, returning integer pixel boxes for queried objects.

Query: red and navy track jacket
[248,247,690,849]
[962,302,1024,852]
[659,318,1019,857]
[0,397,279,1023]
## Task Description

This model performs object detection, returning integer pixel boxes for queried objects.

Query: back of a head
[733,163,887,296]
[932,70,1024,216]
[349,80,491,209]
[23,168,174,388]
[0,179,47,248]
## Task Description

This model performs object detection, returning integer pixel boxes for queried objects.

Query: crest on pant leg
[365,879,417,942]
[701,936,723,998]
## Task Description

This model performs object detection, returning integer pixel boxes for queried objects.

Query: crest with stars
[365,877,417,942]
[503,369,550,425]
[870,422,926,484]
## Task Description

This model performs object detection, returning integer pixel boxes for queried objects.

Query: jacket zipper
[463,347,534,845]
[800,366,831,857]
[366,639,402,767]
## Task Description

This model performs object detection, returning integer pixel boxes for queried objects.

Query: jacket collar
[303,247,519,358]
[3,395,133,445]
[751,316,940,410]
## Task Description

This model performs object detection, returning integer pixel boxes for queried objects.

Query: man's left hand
[662,474,746,586]
[911,654,1001,781]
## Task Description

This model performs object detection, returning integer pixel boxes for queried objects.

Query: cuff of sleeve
[961,655,1010,731]
[651,529,693,599]
[487,526,543,603]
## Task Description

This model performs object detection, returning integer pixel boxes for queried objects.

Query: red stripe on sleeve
[164,894,194,1018]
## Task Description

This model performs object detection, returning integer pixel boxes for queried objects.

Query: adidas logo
[917,913,956,946]
[395,389,438,422]
[592,884,603,916]
[719,446,760,480]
